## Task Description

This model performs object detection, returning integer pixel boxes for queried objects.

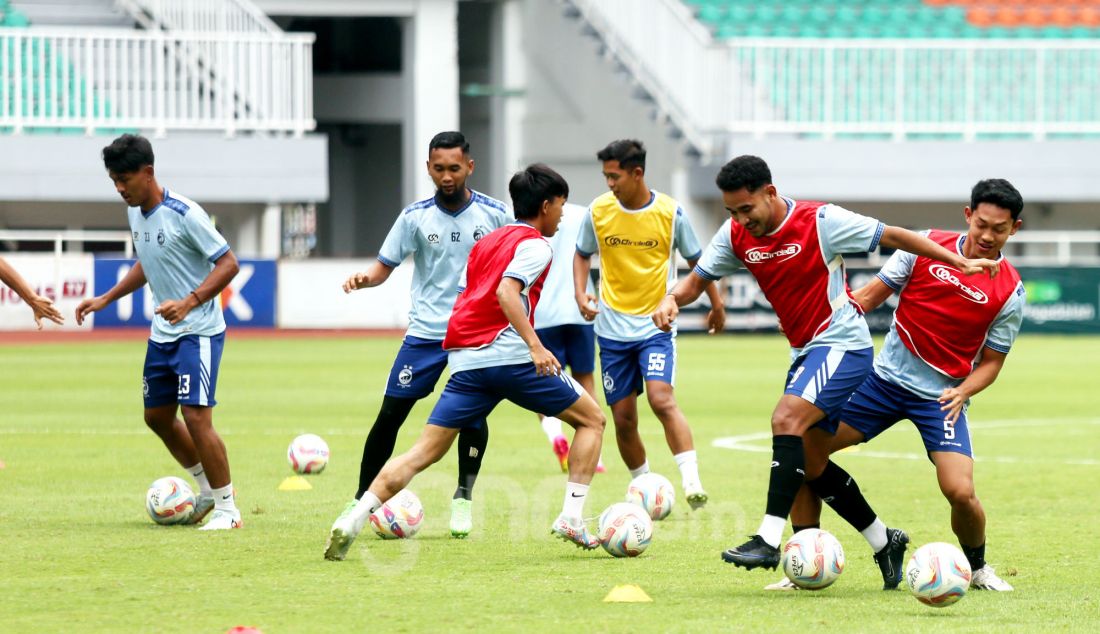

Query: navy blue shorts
[597,332,676,405]
[535,324,596,374]
[143,332,225,408]
[828,372,974,458]
[785,346,873,425]
[427,363,585,429]
[384,336,448,399]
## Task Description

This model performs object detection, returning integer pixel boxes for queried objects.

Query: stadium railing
[117,0,282,36]
[0,26,314,137]
[567,0,1100,158]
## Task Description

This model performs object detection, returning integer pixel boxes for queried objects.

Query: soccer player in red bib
[324,164,606,561]
[779,179,1024,592]
[652,155,999,577]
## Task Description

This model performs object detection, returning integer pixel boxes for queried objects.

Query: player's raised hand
[959,258,1000,279]
[937,386,969,423]
[576,292,599,321]
[342,271,370,293]
[75,296,108,326]
[28,294,64,329]
[154,298,193,325]
[530,343,562,377]
[651,295,679,332]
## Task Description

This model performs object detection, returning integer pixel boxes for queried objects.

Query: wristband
[190,290,203,305]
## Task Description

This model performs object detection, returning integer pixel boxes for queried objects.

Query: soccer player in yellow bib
[574,139,725,509]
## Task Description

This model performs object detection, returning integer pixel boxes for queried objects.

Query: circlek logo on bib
[928,264,989,304]
[744,244,802,265]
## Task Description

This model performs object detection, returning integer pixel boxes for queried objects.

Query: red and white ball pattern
[287,433,330,474]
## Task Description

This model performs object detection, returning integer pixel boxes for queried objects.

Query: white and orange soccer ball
[597,502,654,557]
[145,476,196,525]
[287,433,330,474]
[625,473,675,521]
[369,489,425,539]
[905,542,972,607]
[782,528,846,590]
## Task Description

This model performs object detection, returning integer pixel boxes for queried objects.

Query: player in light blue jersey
[532,203,605,473]
[76,134,242,530]
[0,256,64,328]
[575,139,725,510]
[327,131,510,540]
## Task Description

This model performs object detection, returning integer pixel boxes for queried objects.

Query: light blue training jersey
[377,190,511,340]
[696,198,885,361]
[576,192,703,342]
[872,232,1027,400]
[533,203,594,330]
[128,189,230,343]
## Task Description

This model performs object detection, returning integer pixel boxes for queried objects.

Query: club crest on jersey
[473,227,486,241]
[156,229,165,246]
[398,365,414,386]
[744,244,801,264]
[928,264,989,304]
[427,233,440,244]
[603,235,659,250]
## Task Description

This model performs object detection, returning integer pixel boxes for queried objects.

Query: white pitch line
[712,419,1100,466]
[0,428,365,437]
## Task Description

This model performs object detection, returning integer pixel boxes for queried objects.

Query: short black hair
[596,139,646,172]
[715,155,772,193]
[971,179,1024,220]
[509,163,569,220]
[428,131,470,155]
[103,134,154,173]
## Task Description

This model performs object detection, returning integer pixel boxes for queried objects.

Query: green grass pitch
[1,333,1098,632]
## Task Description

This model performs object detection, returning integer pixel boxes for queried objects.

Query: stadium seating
[684,1,1099,140]
[1,4,125,134]
[687,1,1100,39]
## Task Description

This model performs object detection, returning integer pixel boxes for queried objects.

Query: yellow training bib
[590,191,677,316]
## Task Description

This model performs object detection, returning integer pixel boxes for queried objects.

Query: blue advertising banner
[92,259,276,328]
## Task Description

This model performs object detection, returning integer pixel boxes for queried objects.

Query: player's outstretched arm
[497,277,561,376]
[687,257,726,334]
[652,271,710,332]
[0,256,64,329]
[154,250,240,325]
[572,251,599,321]
[850,276,895,313]
[939,347,1008,423]
[75,260,148,326]
[879,226,999,278]
[342,260,395,293]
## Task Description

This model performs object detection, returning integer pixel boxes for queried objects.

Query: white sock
[186,463,211,497]
[212,484,237,514]
[673,450,701,488]
[861,518,888,553]
[757,515,786,548]
[541,416,564,442]
[354,491,382,518]
[562,481,589,521]
[628,461,650,479]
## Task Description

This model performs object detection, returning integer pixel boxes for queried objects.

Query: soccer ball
[905,542,972,607]
[625,472,675,520]
[782,528,846,590]
[145,476,196,525]
[597,502,654,558]
[287,433,330,474]
[369,489,424,539]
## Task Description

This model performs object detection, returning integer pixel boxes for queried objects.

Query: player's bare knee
[942,482,977,508]
[645,389,677,416]
[770,412,804,436]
